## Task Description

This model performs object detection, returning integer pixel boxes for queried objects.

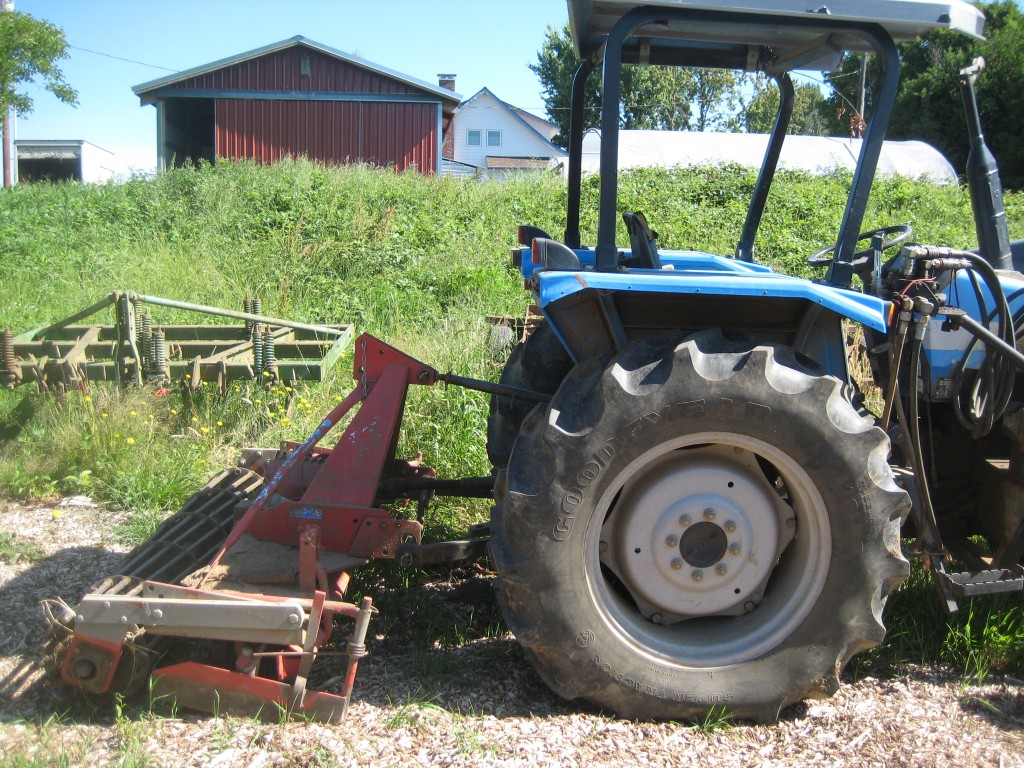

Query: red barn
[133,37,461,174]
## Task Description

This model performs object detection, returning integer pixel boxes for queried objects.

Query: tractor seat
[622,212,662,269]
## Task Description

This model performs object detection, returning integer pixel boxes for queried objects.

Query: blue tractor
[486,0,1023,722]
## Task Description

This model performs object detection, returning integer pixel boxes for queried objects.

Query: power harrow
[44,335,527,721]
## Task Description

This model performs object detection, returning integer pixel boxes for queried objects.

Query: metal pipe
[956,312,1024,370]
[825,27,902,287]
[130,293,345,337]
[440,372,551,403]
[565,60,594,249]
[737,73,794,262]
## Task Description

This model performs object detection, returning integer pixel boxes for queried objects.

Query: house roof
[133,36,462,106]
[459,88,566,157]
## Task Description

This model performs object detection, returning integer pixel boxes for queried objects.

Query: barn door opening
[161,97,215,168]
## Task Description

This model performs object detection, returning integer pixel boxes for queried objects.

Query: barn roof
[133,36,462,107]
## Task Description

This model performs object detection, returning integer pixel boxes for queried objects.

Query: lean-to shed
[133,36,461,174]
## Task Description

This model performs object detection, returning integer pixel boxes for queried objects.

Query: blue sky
[12,0,569,173]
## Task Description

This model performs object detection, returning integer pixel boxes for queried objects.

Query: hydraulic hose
[913,247,1015,436]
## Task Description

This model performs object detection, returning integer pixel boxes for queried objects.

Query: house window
[467,130,482,146]
[487,130,502,147]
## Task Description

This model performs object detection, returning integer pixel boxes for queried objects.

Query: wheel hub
[679,521,727,568]
[602,445,796,621]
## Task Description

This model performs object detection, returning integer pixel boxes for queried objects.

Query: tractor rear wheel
[487,321,573,469]
[491,330,910,722]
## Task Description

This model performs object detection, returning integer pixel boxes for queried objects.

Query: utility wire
[69,44,177,72]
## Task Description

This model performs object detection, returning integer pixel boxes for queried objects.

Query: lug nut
[691,570,703,582]
[679,514,691,527]
[671,558,683,570]
[599,540,608,554]
[724,520,737,533]
[703,508,716,520]
[715,564,728,576]
[744,601,755,613]
[651,612,663,624]
[665,535,678,547]
[786,518,797,529]
[729,543,741,555]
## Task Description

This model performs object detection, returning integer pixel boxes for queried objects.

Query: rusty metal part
[152,328,168,380]
[396,537,490,567]
[4,291,353,392]
[58,575,372,720]
[0,328,20,389]
[262,328,277,379]
[117,468,263,584]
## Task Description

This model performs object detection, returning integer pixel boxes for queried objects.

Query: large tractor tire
[491,330,910,722]
[487,321,573,469]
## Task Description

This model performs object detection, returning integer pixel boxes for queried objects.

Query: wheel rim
[588,431,831,668]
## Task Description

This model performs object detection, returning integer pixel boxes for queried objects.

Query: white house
[448,88,566,177]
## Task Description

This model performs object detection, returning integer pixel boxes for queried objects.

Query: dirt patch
[1,497,1023,767]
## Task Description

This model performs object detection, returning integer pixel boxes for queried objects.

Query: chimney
[437,74,457,91]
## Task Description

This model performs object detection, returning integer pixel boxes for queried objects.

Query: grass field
[0,158,1022,695]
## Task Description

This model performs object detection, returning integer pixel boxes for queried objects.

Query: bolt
[599,540,608,554]
[288,613,301,625]
[679,514,691,527]
[103,601,111,609]
[786,518,797,529]
[671,558,683,570]
[665,534,678,548]
[703,508,716,520]
[724,520,737,533]
[691,570,703,582]
[729,543,741,555]
[73,659,97,680]
[76,614,84,624]
[418,371,430,383]
[119,616,128,624]
[715,564,728,576]
[151,609,163,620]
[651,613,664,624]
[743,601,755,613]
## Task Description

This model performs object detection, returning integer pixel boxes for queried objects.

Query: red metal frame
[207,334,438,570]
[64,335,427,718]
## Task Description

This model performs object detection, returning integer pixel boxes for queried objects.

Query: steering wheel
[807,225,913,268]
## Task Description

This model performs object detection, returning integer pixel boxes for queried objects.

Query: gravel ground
[1,496,1023,768]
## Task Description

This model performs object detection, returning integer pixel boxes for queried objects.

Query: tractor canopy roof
[568,0,984,72]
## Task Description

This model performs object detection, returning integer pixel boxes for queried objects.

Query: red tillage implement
[46,334,520,721]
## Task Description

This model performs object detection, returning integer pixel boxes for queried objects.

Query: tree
[691,69,742,132]
[742,76,830,135]
[0,9,77,116]
[530,24,700,145]
[820,1,1024,186]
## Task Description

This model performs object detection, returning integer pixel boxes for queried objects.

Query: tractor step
[937,568,1024,598]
